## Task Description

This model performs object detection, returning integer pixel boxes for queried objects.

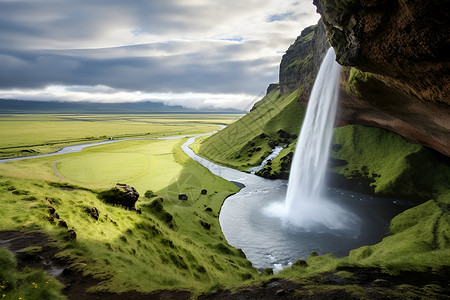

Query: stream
[1,132,413,272]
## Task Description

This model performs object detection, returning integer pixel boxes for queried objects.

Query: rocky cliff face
[279,21,329,99]
[313,0,450,156]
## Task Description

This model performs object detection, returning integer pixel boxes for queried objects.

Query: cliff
[279,21,329,98]
[313,0,450,156]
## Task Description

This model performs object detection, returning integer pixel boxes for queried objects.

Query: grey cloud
[0,0,319,100]
[0,40,279,95]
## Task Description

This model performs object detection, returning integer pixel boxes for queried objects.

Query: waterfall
[285,48,339,210]
[265,48,360,235]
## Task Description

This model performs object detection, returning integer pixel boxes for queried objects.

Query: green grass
[0,135,258,295]
[347,192,450,270]
[331,125,450,201]
[0,248,65,300]
[196,88,304,171]
[277,192,450,279]
[0,114,241,159]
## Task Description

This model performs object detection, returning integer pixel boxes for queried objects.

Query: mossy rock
[98,185,139,209]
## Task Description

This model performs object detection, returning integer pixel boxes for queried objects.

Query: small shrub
[262,268,273,276]
[292,259,308,268]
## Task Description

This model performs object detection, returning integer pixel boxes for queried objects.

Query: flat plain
[0,114,241,159]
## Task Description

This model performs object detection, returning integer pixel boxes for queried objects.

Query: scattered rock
[105,215,118,226]
[201,189,207,195]
[268,140,279,149]
[85,207,99,220]
[58,219,68,228]
[64,229,77,241]
[47,207,61,223]
[200,220,211,230]
[178,193,188,201]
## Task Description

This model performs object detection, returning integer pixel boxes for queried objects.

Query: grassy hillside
[0,136,260,296]
[196,88,305,172]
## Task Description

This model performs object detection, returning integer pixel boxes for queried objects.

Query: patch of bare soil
[198,266,450,299]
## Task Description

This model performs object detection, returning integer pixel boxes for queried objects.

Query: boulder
[201,189,207,195]
[178,193,188,201]
[98,183,140,209]
[85,207,99,220]
[58,219,68,228]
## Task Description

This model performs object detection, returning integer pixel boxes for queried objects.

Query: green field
[0,113,265,298]
[0,114,242,159]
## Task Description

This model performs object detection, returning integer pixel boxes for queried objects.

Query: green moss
[346,67,368,96]
[348,194,450,270]
[331,125,450,201]
[17,246,43,255]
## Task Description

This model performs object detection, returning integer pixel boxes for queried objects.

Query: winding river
[1,132,413,272]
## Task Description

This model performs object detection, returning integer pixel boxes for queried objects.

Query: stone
[85,207,99,220]
[314,0,450,156]
[64,229,77,241]
[178,193,188,201]
[58,219,68,228]
[201,189,207,195]
[98,183,140,209]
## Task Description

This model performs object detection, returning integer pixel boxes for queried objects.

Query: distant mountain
[0,99,245,114]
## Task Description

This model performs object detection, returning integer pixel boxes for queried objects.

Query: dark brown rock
[64,229,77,241]
[313,0,450,156]
[58,219,68,228]
[98,184,140,209]
[85,207,99,220]
[279,21,330,97]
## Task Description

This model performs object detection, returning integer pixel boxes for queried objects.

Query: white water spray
[265,48,360,236]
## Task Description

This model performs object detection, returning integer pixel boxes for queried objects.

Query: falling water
[265,48,360,236]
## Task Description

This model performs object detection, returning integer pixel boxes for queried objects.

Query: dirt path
[53,160,66,181]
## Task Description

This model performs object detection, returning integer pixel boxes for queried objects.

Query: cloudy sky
[0,0,319,110]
